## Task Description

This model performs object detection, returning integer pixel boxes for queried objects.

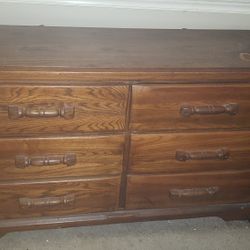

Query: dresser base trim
[0,203,249,233]
[1,68,250,83]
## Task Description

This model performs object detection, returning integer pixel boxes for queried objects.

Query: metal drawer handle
[15,153,77,168]
[8,104,75,119]
[170,187,219,198]
[176,148,230,161]
[180,103,239,117]
[19,194,75,209]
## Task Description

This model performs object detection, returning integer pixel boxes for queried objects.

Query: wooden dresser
[0,26,250,233]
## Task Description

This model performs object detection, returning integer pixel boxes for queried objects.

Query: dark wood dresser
[0,26,250,233]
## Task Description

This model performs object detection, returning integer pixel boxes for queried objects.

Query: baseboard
[2,1,250,14]
[0,2,250,29]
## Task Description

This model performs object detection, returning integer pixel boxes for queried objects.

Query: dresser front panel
[0,85,128,135]
[131,84,250,131]
[129,131,250,174]
[0,177,120,219]
[0,135,124,181]
[126,171,250,210]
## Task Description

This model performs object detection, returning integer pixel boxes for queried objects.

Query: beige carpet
[0,217,250,250]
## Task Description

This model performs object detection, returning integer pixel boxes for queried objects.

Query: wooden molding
[1,203,250,233]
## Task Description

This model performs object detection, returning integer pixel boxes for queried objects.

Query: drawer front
[0,85,128,135]
[0,135,124,181]
[130,131,250,174]
[126,171,250,209]
[131,84,250,131]
[0,177,120,219]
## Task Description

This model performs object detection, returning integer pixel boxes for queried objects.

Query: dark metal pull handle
[8,104,75,119]
[19,194,75,209]
[170,187,219,198]
[15,153,77,168]
[176,148,230,161]
[180,103,239,117]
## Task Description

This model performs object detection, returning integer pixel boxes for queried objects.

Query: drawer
[0,85,128,135]
[129,131,250,174]
[126,171,250,209]
[0,177,120,219]
[0,135,124,181]
[131,84,250,131]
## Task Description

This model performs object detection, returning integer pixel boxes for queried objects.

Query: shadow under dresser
[0,26,250,233]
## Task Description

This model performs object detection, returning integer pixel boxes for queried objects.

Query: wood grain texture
[0,177,120,219]
[1,26,250,232]
[0,135,124,181]
[0,85,128,135]
[129,131,250,174]
[119,85,132,208]
[131,84,250,131]
[126,171,250,210]
[0,26,250,69]
[1,69,250,83]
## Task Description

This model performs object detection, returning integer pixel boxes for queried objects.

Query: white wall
[0,1,250,29]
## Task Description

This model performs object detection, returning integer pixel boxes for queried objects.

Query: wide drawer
[129,131,250,174]
[126,171,250,209]
[0,85,128,135]
[0,177,120,219]
[131,84,250,131]
[0,135,124,181]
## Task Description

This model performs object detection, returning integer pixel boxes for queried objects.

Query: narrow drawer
[131,84,250,131]
[0,135,124,181]
[126,171,250,209]
[129,131,250,174]
[0,85,128,135]
[0,177,120,219]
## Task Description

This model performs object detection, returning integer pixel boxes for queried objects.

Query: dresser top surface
[0,26,250,70]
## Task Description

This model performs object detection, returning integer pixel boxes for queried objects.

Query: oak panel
[126,171,250,209]
[130,131,250,174]
[1,69,250,83]
[131,84,250,131]
[0,135,124,181]
[0,85,128,135]
[0,177,120,219]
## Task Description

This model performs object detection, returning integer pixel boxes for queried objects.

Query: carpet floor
[0,217,250,250]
